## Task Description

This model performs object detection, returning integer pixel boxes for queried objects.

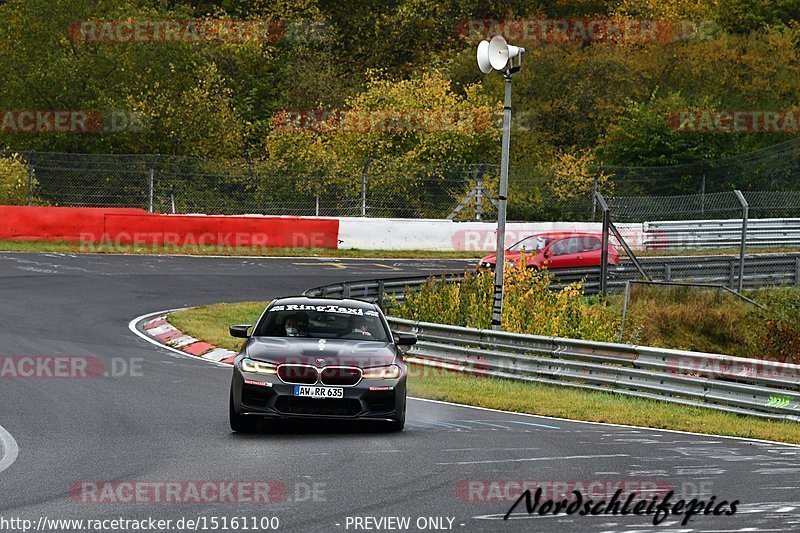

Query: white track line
[1,251,475,262]
[409,397,800,448]
[129,308,800,448]
[128,309,232,368]
[0,423,19,474]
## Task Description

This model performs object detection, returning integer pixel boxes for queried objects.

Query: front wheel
[387,398,406,432]
[229,390,259,433]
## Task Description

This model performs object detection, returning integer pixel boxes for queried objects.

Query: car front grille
[277,364,318,385]
[320,366,362,386]
[274,396,362,416]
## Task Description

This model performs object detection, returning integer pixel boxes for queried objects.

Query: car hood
[480,251,529,264]
[245,337,396,367]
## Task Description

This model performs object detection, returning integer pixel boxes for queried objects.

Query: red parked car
[477,232,619,270]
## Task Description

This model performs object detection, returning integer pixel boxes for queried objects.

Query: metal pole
[591,166,602,221]
[26,166,33,206]
[315,195,320,216]
[734,190,748,293]
[148,167,154,213]
[476,177,483,221]
[620,281,631,339]
[170,193,175,214]
[600,206,610,298]
[595,191,612,297]
[701,173,706,216]
[360,158,371,217]
[491,74,513,331]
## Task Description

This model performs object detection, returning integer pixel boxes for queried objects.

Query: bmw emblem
[315,358,325,365]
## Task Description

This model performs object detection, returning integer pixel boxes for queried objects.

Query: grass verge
[3,239,799,259]
[0,240,482,259]
[168,301,800,445]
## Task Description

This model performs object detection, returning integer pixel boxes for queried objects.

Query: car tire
[229,390,258,433]
[387,398,406,432]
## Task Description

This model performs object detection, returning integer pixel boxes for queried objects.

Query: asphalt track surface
[0,252,799,533]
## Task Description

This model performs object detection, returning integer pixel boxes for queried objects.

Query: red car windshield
[508,235,552,253]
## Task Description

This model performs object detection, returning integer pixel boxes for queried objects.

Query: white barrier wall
[337,217,645,252]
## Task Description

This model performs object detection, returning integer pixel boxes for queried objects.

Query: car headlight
[362,364,402,379]
[240,358,278,375]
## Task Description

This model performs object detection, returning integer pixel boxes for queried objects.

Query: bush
[390,256,618,341]
[0,153,33,205]
[391,265,800,363]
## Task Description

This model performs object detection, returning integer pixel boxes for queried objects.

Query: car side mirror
[394,332,417,346]
[229,324,251,338]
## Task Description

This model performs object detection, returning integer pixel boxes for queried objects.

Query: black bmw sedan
[228,296,417,433]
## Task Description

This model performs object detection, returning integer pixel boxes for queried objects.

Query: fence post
[729,258,737,289]
[360,158,371,217]
[26,165,33,206]
[148,155,159,213]
[377,280,385,309]
[700,173,706,216]
[620,281,631,339]
[796,256,800,287]
[734,190,748,292]
[315,195,320,216]
[475,177,484,221]
[591,166,603,221]
[596,191,610,298]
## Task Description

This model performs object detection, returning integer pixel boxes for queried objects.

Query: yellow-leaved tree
[0,153,34,205]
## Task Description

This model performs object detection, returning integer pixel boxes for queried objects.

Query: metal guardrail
[645,218,800,249]
[304,275,463,306]
[387,317,800,422]
[303,252,800,301]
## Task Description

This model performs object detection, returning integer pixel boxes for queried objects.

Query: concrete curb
[141,314,237,365]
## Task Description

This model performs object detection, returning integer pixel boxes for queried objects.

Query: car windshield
[508,235,552,252]
[254,303,389,342]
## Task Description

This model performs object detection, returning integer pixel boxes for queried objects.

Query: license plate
[294,386,344,399]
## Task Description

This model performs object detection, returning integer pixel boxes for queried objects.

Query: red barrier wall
[0,206,146,242]
[0,206,339,249]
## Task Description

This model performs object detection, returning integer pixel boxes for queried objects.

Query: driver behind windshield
[348,315,373,337]
[283,313,308,337]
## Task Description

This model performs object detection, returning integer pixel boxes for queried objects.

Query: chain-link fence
[5,151,596,220]
[4,138,800,222]
[598,188,800,296]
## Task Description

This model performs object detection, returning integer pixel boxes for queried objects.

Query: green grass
[168,301,800,445]
[0,240,486,259]
[169,301,267,352]
[0,240,484,259]
[3,238,799,259]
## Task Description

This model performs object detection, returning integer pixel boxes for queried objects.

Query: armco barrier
[0,206,340,249]
[645,218,800,249]
[304,252,800,300]
[386,317,800,421]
